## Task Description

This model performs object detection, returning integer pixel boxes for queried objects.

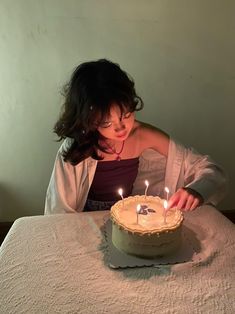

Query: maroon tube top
[87,157,139,202]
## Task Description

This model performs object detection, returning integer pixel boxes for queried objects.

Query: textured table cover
[0,205,234,314]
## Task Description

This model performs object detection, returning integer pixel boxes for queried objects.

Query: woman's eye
[123,112,132,119]
[99,121,112,128]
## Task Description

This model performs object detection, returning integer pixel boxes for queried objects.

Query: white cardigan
[45,138,228,214]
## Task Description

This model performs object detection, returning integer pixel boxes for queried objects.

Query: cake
[110,195,184,258]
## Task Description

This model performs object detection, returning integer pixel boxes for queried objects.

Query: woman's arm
[167,141,228,210]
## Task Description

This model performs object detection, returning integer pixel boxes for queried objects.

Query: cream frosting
[111,195,183,235]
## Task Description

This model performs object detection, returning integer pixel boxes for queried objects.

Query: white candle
[136,204,141,224]
[163,200,168,224]
[164,186,170,202]
[144,180,149,199]
[118,188,124,208]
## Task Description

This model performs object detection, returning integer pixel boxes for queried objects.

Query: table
[0,206,235,314]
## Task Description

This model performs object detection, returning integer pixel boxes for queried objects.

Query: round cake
[110,195,184,258]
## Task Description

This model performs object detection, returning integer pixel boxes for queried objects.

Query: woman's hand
[167,187,203,211]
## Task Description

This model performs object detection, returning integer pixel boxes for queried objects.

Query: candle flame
[145,180,149,187]
[164,200,168,210]
[136,204,141,213]
[118,188,123,196]
[164,186,169,193]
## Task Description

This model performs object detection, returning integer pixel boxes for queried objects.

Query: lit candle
[136,204,141,224]
[164,186,169,202]
[118,188,124,208]
[144,180,149,199]
[163,200,168,224]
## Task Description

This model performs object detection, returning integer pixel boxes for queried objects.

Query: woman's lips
[116,132,127,138]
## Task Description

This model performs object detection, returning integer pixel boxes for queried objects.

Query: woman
[45,59,227,214]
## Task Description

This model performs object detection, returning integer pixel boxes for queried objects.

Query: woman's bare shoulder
[135,120,170,156]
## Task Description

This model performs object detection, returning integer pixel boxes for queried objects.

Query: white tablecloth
[0,205,235,314]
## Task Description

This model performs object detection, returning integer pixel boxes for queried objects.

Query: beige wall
[0,1,234,221]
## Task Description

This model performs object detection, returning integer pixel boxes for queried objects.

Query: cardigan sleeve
[165,138,228,206]
[44,139,98,215]
[183,147,228,206]
[44,140,79,214]
[44,138,93,214]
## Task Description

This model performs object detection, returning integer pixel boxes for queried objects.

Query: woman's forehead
[109,104,123,115]
[92,103,129,123]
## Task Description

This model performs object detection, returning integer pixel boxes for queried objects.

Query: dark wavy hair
[54,59,144,165]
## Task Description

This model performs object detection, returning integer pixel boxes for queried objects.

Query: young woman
[45,59,227,214]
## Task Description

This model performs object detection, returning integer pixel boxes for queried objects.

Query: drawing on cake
[138,204,156,215]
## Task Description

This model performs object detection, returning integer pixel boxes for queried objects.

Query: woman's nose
[114,120,125,132]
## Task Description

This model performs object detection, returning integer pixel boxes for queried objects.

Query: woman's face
[97,104,135,142]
